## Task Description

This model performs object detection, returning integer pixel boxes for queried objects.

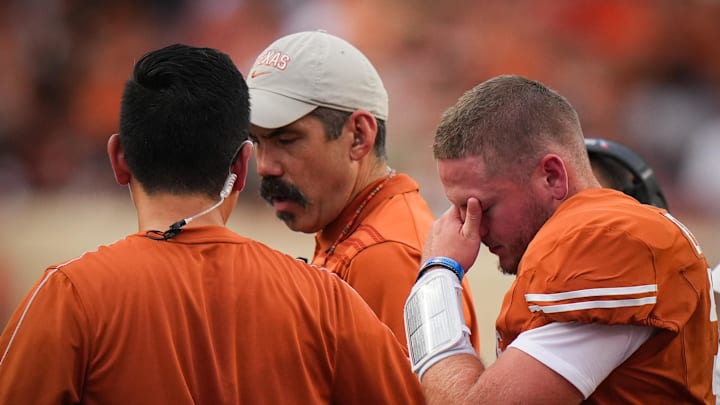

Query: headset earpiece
[220,173,238,199]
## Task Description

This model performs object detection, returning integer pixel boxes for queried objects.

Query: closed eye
[277,136,298,145]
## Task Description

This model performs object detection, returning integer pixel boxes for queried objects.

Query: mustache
[259,177,308,207]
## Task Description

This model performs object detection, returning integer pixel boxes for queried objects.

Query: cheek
[297,161,348,199]
[285,153,322,178]
[485,206,518,237]
[321,153,353,186]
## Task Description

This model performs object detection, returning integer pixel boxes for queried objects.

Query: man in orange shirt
[246,30,478,350]
[403,74,716,403]
[0,44,423,404]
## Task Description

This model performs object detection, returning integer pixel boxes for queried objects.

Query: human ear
[539,154,569,200]
[107,133,131,185]
[230,140,253,192]
[347,110,377,161]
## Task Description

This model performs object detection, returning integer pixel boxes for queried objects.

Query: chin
[498,258,519,276]
[287,223,315,234]
[276,211,296,228]
[277,213,317,234]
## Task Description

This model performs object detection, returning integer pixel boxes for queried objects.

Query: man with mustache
[403,74,716,403]
[247,30,479,351]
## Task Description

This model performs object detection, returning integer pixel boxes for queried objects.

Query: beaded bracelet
[417,256,465,281]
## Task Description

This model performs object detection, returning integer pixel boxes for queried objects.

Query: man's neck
[133,190,231,233]
[351,161,391,199]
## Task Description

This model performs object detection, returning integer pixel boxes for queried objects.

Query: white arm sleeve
[508,321,654,398]
[404,269,475,380]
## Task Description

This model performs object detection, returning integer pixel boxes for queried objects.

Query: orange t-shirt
[497,189,716,403]
[313,173,480,351]
[0,226,424,404]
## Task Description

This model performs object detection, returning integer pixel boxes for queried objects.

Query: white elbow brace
[404,268,476,380]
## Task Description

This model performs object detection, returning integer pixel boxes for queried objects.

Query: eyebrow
[251,126,286,142]
[258,126,295,140]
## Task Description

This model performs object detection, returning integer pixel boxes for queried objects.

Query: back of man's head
[120,44,249,198]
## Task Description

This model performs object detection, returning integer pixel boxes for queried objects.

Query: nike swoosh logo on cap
[250,70,271,79]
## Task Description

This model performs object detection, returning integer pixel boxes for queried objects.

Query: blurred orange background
[1,0,719,363]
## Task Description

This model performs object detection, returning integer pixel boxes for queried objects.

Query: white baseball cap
[247,30,388,129]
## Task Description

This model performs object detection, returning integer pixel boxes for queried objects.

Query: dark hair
[309,107,387,160]
[119,44,249,197]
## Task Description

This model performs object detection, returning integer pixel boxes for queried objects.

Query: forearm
[422,347,584,405]
[421,353,485,404]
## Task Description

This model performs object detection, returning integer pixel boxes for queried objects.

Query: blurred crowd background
[1,0,720,359]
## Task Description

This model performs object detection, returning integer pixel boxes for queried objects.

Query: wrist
[418,256,465,281]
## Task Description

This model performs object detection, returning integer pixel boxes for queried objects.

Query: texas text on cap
[247,30,389,129]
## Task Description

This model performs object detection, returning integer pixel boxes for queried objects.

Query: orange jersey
[0,226,424,404]
[497,189,717,403]
[312,174,479,351]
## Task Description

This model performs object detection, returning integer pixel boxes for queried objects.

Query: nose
[254,146,282,178]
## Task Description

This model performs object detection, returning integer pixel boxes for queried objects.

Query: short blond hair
[434,75,587,179]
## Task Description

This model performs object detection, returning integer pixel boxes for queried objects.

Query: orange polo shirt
[0,226,424,404]
[313,173,480,352]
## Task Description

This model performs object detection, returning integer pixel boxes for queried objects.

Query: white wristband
[404,268,476,380]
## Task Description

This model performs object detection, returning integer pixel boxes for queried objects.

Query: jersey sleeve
[0,268,90,404]
[343,241,420,347]
[523,227,669,330]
